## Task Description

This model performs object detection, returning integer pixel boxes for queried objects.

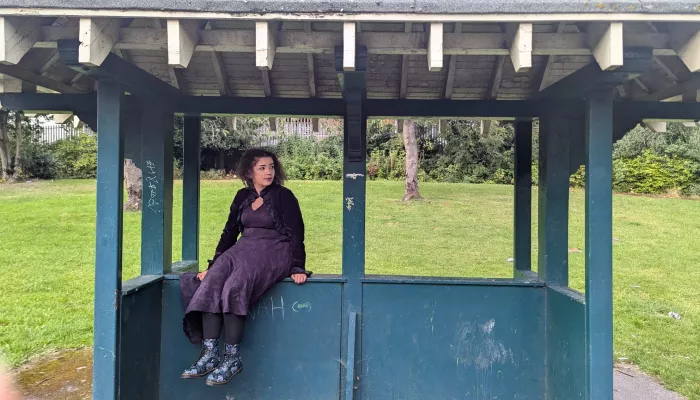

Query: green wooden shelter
[1,1,699,399]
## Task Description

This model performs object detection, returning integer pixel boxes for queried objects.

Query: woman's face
[251,156,275,188]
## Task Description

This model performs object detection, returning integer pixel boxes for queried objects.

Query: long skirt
[180,228,292,344]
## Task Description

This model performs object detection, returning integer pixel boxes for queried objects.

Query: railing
[39,124,95,144]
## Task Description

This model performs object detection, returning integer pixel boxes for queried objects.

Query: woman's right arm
[207,192,242,269]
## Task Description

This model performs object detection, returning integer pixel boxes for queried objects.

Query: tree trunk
[123,159,143,211]
[14,112,22,178]
[402,120,422,201]
[0,111,10,182]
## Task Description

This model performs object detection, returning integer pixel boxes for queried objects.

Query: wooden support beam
[642,120,667,132]
[535,22,567,92]
[537,116,571,285]
[59,39,181,100]
[0,63,85,93]
[0,17,44,64]
[534,48,652,100]
[589,22,624,71]
[140,105,174,274]
[487,56,506,100]
[638,75,700,101]
[670,24,700,73]
[343,22,356,71]
[513,120,532,277]
[211,51,231,96]
[261,69,272,97]
[304,22,316,98]
[78,18,120,66]
[480,120,491,135]
[444,23,460,99]
[428,23,443,72]
[584,89,614,400]
[510,23,532,73]
[653,57,679,83]
[182,115,201,262]
[38,51,60,74]
[92,78,125,400]
[170,68,185,91]
[52,113,73,124]
[167,19,199,68]
[34,26,682,56]
[255,21,275,70]
[482,51,506,134]
[633,77,650,93]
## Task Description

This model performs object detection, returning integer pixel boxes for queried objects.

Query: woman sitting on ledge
[179,148,311,386]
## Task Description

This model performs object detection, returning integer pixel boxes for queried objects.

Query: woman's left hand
[291,273,307,284]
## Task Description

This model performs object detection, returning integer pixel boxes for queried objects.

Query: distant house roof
[0,0,699,15]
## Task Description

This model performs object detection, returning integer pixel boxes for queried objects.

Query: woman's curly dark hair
[236,148,286,187]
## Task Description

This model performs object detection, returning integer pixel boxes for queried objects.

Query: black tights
[202,312,246,345]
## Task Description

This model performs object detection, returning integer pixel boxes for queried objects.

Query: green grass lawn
[1,179,699,398]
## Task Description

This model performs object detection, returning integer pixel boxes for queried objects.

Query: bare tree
[14,112,22,176]
[0,110,11,182]
[402,120,422,201]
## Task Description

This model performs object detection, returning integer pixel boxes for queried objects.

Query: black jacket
[207,183,309,276]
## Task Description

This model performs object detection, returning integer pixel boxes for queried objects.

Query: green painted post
[92,79,124,400]
[514,120,532,278]
[140,107,174,275]
[584,90,614,400]
[537,117,570,285]
[340,69,367,400]
[182,115,201,263]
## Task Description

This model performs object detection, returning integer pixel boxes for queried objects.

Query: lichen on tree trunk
[402,120,422,202]
[123,159,142,211]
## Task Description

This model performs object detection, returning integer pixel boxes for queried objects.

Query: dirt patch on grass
[7,349,687,400]
[13,348,92,400]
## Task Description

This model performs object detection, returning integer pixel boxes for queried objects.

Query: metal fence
[252,118,339,147]
[251,118,445,147]
[39,124,95,144]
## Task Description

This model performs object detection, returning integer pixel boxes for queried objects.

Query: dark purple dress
[180,201,293,343]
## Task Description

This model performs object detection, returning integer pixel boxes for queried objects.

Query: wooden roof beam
[0,63,85,93]
[305,22,318,131]
[534,48,652,100]
[212,51,231,96]
[669,23,700,72]
[78,17,120,66]
[343,22,355,71]
[444,22,460,99]
[0,17,45,64]
[305,22,316,98]
[428,22,443,71]
[589,22,624,70]
[34,27,681,56]
[167,19,199,68]
[256,21,276,70]
[534,22,568,93]
[510,23,532,73]
[59,39,181,99]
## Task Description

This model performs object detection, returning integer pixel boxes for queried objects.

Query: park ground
[0,180,698,398]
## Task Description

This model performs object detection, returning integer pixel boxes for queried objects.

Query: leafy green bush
[19,141,59,180]
[52,133,98,179]
[613,150,693,194]
[273,135,343,180]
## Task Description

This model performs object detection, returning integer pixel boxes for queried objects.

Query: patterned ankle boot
[181,338,220,379]
[205,343,243,386]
